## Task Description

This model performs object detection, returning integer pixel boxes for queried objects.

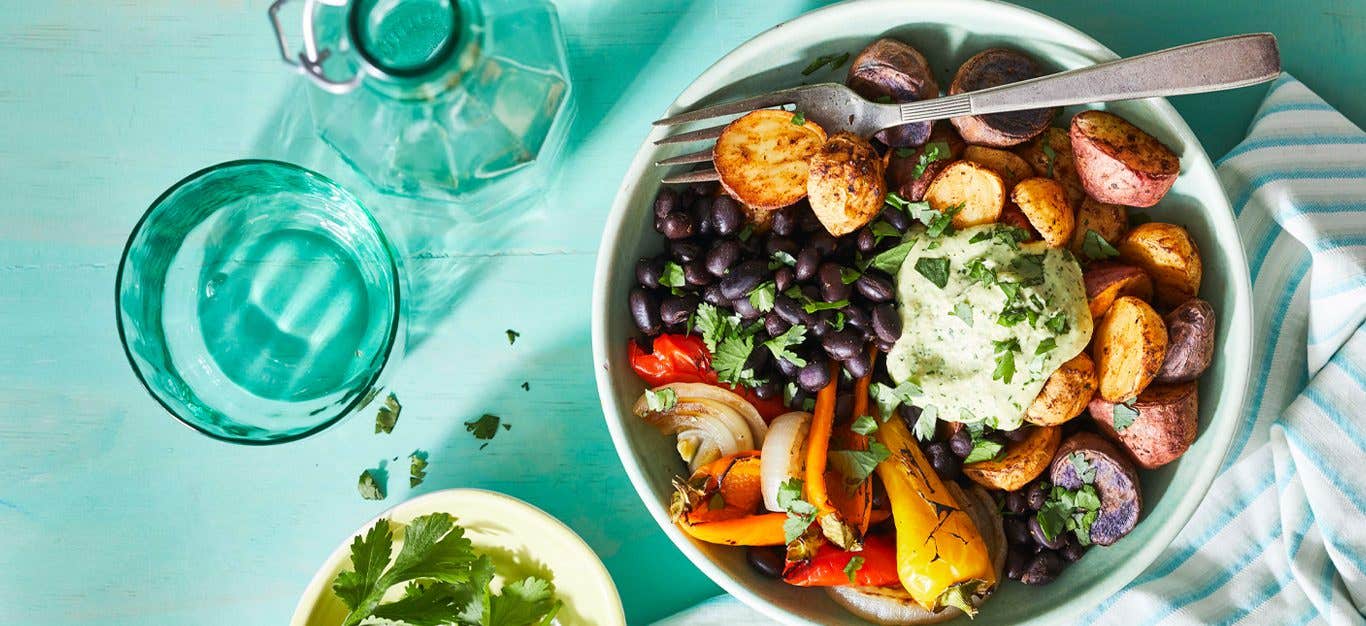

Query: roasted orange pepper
[671,451,785,546]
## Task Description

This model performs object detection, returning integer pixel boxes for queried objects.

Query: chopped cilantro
[1035,337,1057,355]
[914,405,938,441]
[763,324,808,367]
[839,267,862,284]
[1041,141,1057,178]
[374,392,401,434]
[1112,400,1139,431]
[801,51,849,75]
[785,287,851,314]
[870,220,902,244]
[867,238,918,274]
[962,436,1004,464]
[874,94,894,104]
[844,555,865,583]
[660,262,686,288]
[1045,313,1070,334]
[923,204,961,237]
[1069,452,1096,483]
[851,415,879,436]
[1081,230,1121,260]
[1036,483,1102,546]
[770,250,797,268]
[712,333,762,387]
[912,141,950,179]
[871,379,921,419]
[952,302,974,327]
[914,257,950,288]
[505,329,520,345]
[465,414,503,449]
[408,451,428,488]
[992,351,1017,384]
[828,441,891,484]
[358,469,386,500]
[827,311,846,331]
[521,381,530,391]
[737,224,754,242]
[777,478,817,543]
[894,147,915,158]
[644,387,678,411]
[748,281,777,313]
[791,111,807,126]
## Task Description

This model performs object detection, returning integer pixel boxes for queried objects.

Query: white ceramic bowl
[290,489,625,626]
[592,1,1253,623]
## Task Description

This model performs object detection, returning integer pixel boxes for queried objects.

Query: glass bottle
[269,0,574,215]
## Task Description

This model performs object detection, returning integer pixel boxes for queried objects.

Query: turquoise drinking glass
[116,160,403,444]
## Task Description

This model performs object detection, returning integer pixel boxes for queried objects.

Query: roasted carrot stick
[803,362,839,518]
[844,347,877,534]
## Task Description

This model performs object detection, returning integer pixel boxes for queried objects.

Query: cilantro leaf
[644,387,678,411]
[333,520,394,611]
[803,299,849,313]
[829,441,891,484]
[1112,400,1139,431]
[748,281,777,313]
[660,262,686,288]
[358,469,387,501]
[1041,141,1057,178]
[867,238,918,274]
[952,302,974,327]
[763,324,808,367]
[1081,230,1120,260]
[895,147,915,158]
[770,250,797,268]
[371,579,479,626]
[962,437,1004,464]
[912,141,950,179]
[1045,313,1069,335]
[801,51,849,75]
[839,267,863,285]
[777,478,817,543]
[1035,497,1068,542]
[791,111,807,126]
[870,221,902,244]
[409,451,429,488]
[465,414,502,444]
[712,333,761,387]
[913,405,938,441]
[851,415,879,436]
[871,379,921,419]
[914,257,950,288]
[1069,452,1096,484]
[776,477,805,510]
[505,329,520,345]
[693,303,728,352]
[485,576,561,626]
[375,392,402,434]
[923,204,961,237]
[1035,337,1057,355]
[844,556,865,584]
[334,513,484,626]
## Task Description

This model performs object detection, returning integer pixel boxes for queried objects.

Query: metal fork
[654,33,1280,184]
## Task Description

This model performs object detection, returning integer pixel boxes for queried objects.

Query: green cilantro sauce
[887,224,1092,431]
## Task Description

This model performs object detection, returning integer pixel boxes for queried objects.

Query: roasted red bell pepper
[628,334,788,420]
[783,533,900,587]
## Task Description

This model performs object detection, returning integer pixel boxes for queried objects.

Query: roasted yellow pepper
[874,414,997,616]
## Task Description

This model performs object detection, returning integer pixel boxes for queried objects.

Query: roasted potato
[1090,382,1199,469]
[1071,197,1128,254]
[1070,110,1180,207]
[1011,177,1074,248]
[1117,222,1203,307]
[848,38,940,147]
[963,145,1033,188]
[1084,262,1154,319]
[1094,295,1169,402]
[1156,299,1216,383]
[948,49,1056,147]
[1050,432,1141,546]
[807,132,886,236]
[924,160,1006,228]
[885,126,964,202]
[964,425,1061,491]
[713,109,827,210]
[1017,127,1085,209]
[1025,353,1098,426]
[998,203,1038,240]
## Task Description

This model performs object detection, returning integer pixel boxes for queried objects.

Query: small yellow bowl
[291,489,626,626]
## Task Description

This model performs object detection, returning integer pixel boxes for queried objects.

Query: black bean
[1004,516,1031,546]
[771,206,796,236]
[659,211,696,240]
[690,180,718,196]
[810,231,837,255]
[1021,551,1062,585]
[776,352,802,377]
[670,240,703,263]
[1025,481,1049,511]
[797,206,823,232]
[949,427,973,458]
[856,227,876,254]
[747,546,786,578]
[1029,517,1067,550]
[880,205,911,232]
[764,313,790,338]
[702,284,728,307]
[635,256,664,289]
[897,403,921,423]
[704,239,741,277]
[808,311,830,337]
[1005,547,1031,581]
[683,261,712,287]
[984,431,1009,447]
[817,263,852,302]
[871,304,902,344]
[773,296,804,326]
[855,273,895,302]
[719,260,768,300]
[774,267,794,293]
[1005,424,1035,442]
[843,348,871,379]
[800,284,821,302]
[924,442,960,480]
[1005,491,1028,514]
[710,196,744,236]
[629,288,661,335]
[797,358,832,392]
[659,295,697,326]
[653,187,679,219]
[844,306,870,330]
[732,296,761,320]
[1060,537,1087,562]
[765,238,799,263]
[745,344,771,372]
[794,247,820,281]
[821,329,863,361]
[692,196,715,237]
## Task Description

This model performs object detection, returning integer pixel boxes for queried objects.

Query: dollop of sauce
[887,224,1092,430]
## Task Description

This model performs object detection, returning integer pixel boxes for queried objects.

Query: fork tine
[656,148,714,166]
[661,169,720,184]
[653,91,797,126]
[654,123,727,146]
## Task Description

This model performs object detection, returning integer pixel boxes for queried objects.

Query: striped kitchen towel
[661,75,1366,625]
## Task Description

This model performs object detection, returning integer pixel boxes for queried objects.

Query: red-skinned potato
[998,203,1038,241]
[1090,382,1199,469]
[1156,299,1216,383]
[1070,110,1180,207]
[949,49,1057,147]
[848,38,940,147]
[1050,432,1141,546]
[885,126,964,202]
[1084,262,1154,319]
[1017,127,1085,209]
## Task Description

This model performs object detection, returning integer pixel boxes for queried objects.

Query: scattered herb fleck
[844,555,866,584]
[915,257,951,288]
[521,381,530,391]
[1082,230,1121,260]
[801,51,850,75]
[1112,401,1139,431]
[465,414,503,447]
[644,387,678,411]
[374,393,401,434]
[791,111,807,126]
[408,451,428,488]
[851,415,879,436]
[358,468,386,501]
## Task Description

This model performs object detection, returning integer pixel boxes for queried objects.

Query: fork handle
[905,34,1280,123]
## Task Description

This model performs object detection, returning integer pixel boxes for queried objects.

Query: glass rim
[114,159,404,446]
[348,0,462,79]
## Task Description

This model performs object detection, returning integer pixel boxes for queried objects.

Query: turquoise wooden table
[2,1,1362,624]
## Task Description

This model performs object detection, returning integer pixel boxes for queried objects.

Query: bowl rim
[114,159,404,446]
[591,1,1253,622]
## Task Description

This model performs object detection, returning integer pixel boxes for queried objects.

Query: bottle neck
[349,0,484,100]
